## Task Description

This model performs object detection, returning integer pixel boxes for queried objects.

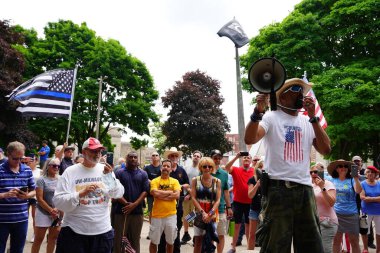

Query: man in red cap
[53,137,124,253]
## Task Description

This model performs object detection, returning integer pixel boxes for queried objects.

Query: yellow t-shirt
[150,176,181,218]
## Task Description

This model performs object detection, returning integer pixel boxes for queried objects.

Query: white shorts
[367,215,380,235]
[35,208,54,227]
[216,213,227,235]
[149,214,177,245]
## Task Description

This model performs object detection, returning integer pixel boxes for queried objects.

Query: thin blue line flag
[7,69,75,118]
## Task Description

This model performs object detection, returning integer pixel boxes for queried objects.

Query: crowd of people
[0,77,379,253]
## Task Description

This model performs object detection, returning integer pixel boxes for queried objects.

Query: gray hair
[7,141,25,154]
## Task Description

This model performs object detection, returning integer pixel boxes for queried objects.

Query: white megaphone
[248,57,286,110]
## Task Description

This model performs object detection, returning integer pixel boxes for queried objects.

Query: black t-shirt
[143,164,161,181]
[170,165,189,211]
[248,176,262,211]
[59,157,74,175]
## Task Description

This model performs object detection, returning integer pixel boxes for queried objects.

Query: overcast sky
[2,0,302,140]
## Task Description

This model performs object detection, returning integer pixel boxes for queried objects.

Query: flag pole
[65,65,78,143]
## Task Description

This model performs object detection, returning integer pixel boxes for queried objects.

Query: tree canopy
[161,70,232,157]
[11,20,159,151]
[240,0,379,161]
[0,20,38,148]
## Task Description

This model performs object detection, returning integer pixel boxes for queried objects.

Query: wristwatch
[309,116,320,123]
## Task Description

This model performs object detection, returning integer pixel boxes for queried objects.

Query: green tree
[149,116,166,154]
[0,20,38,148]
[240,0,379,161]
[161,70,232,157]
[14,20,159,151]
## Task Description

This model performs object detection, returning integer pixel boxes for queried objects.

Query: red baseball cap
[367,165,379,173]
[82,137,105,150]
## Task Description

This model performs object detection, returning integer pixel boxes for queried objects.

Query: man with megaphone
[244,78,331,253]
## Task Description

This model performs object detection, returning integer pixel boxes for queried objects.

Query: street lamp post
[96,76,107,139]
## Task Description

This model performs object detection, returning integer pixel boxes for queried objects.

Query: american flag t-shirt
[284,125,303,162]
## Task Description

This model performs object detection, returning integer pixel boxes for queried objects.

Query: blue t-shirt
[39,146,50,161]
[114,167,150,215]
[212,168,229,213]
[331,178,357,215]
[361,180,380,215]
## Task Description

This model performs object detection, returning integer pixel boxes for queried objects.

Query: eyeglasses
[283,85,303,94]
[202,165,213,169]
[337,165,349,168]
[49,164,60,168]
[310,170,319,175]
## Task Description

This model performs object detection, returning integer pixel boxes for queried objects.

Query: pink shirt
[312,180,338,225]
[231,166,254,204]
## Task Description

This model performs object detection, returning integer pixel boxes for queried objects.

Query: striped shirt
[0,161,35,223]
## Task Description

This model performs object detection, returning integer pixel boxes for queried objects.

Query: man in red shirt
[225,153,254,253]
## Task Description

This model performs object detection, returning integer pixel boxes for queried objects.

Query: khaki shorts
[216,213,227,235]
[182,199,195,218]
[149,214,177,245]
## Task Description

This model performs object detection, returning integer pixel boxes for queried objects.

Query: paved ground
[14,217,374,253]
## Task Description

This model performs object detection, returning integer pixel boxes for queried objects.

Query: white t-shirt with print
[260,110,315,186]
[53,163,124,235]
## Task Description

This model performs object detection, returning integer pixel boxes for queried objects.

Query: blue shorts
[249,209,259,220]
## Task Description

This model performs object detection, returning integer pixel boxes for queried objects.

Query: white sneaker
[30,234,34,243]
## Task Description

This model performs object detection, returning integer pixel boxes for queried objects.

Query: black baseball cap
[210,149,223,158]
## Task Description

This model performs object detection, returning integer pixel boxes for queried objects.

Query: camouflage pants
[257,180,323,253]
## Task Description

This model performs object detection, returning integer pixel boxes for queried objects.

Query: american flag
[301,72,328,129]
[284,126,303,162]
[7,69,75,118]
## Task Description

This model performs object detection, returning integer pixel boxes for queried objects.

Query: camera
[239,151,249,156]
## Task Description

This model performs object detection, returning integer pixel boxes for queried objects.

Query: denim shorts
[249,209,259,220]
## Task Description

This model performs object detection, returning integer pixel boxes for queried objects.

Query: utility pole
[96,76,107,139]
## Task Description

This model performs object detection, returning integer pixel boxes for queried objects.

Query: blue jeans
[0,221,28,253]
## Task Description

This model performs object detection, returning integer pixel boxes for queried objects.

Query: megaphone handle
[270,89,277,111]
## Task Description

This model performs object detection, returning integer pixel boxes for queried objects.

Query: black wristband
[250,111,264,122]
[309,116,320,123]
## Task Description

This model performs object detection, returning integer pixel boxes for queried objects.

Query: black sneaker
[181,232,192,243]
[236,241,242,246]
[368,243,376,249]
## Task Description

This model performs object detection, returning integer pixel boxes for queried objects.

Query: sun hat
[276,78,312,103]
[163,147,183,159]
[327,159,353,176]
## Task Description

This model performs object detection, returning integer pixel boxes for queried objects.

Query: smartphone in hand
[317,171,325,180]
[351,165,359,177]
[19,187,28,194]
[239,151,249,156]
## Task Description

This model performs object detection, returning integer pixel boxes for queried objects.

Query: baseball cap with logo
[82,137,105,150]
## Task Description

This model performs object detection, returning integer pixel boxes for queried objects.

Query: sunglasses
[310,170,319,175]
[283,85,303,94]
[152,154,159,157]
[88,149,102,154]
[202,165,213,169]
[337,165,349,169]
[11,157,23,161]
[49,164,60,168]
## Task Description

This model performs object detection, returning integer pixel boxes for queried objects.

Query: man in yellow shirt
[149,159,181,253]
